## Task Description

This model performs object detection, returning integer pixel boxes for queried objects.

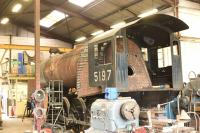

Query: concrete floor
[0,116,33,133]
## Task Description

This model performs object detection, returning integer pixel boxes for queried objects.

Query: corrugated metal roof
[81,1,119,19]
[128,0,166,14]
[0,0,173,44]
[100,10,135,25]
[81,24,98,34]
[108,0,138,7]
[71,30,86,39]
[88,19,140,44]
[67,17,88,29]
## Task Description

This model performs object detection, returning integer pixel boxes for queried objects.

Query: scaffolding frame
[46,80,66,129]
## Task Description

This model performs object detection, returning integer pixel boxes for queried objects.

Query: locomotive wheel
[63,97,70,116]
[70,98,87,132]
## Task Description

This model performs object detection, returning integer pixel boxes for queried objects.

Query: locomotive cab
[88,29,129,91]
[88,14,189,93]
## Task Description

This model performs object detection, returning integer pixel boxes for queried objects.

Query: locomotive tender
[41,14,189,131]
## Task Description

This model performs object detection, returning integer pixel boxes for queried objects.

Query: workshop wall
[179,0,200,82]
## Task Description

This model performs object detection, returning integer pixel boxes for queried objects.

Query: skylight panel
[69,0,95,7]
[12,3,22,13]
[1,17,9,24]
[40,10,68,28]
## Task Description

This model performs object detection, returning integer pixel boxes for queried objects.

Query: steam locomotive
[41,14,189,131]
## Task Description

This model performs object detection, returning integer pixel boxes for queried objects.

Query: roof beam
[125,4,171,23]
[106,0,137,17]
[0,0,13,16]
[11,20,74,44]
[5,10,51,17]
[47,17,72,32]
[77,4,170,38]
[41,0,110,31]
[69,0,142,34]
[0,44,71,52]
[162,0,173,5]
[0,0,74,44]
[162,0,178,6]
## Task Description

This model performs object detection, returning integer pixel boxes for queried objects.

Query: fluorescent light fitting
[40,10,68,28]
[138,8,158,18]
[111,21,126,29]
[69,0,95,7]
[91,30,104,36]
[1,17,9,24]
[12,3,22,13]
[75,36,86,42]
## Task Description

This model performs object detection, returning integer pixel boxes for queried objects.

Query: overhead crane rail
[0,44,72,52]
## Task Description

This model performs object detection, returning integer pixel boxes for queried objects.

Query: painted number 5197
[94,69,111,82]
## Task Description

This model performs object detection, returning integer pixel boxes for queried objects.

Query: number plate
[89,64,114,87]
[94,69,112,82]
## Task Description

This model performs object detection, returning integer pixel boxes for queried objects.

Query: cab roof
[89,14,189,47]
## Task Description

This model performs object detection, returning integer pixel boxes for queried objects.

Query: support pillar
[34,0,43,132]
